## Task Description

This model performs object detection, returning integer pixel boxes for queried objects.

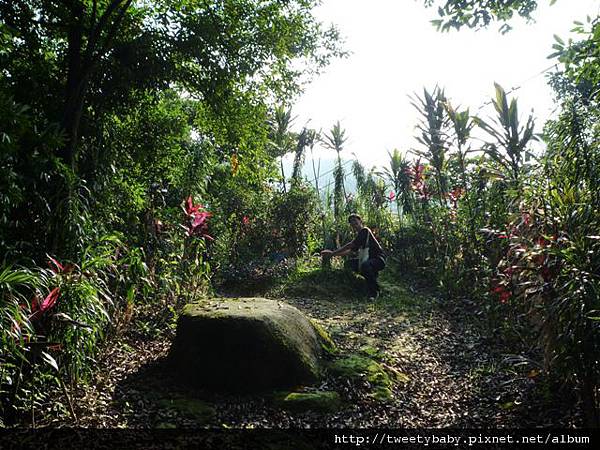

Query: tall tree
[323,121,348,221]
[267,105,296,193]
[0,0,342,256]
[291,127,317,186]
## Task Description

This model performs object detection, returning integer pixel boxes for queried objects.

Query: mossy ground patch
[328,353,409,402]
[274,391,343,413]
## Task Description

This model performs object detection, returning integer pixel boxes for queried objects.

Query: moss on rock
[310,319,337,355]
[275,391,342,413]
[168,298,326,392]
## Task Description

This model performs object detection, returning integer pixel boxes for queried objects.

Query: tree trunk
[280,157,287,193]
[59,19,86,170]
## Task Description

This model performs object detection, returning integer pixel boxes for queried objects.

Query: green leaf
[41,351,59,372]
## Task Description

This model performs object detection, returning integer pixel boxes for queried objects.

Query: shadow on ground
[104,264,582,429]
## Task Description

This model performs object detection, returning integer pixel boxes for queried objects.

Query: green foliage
[0,0,343,426]
[3,0,598,428]
[271,255,365,301]
[268,105,297,192]
[350,160,394,246]
[270,182,320,258]
[424,0,541,33]
[0,91,65,261]
[379,149,413,221]
[323,121,349,245]
[396,8,600,424]
[411,86,451,202]
[474,83,537,188]
[291,128,317,184]
[323,121,348,208]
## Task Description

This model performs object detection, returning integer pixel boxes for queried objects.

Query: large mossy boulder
[168,298,325,392]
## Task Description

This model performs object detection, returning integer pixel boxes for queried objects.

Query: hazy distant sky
[291,0,600,170]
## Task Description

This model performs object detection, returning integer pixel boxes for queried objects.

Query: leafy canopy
[423,0,551,33]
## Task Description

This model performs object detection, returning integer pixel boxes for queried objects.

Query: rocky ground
[39,267,581,429]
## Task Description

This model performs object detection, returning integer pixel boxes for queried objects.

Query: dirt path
[45,271,577,428]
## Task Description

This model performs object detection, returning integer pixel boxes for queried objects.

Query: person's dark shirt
[350,227,385,260]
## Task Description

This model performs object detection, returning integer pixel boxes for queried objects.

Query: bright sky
[292,0,600,170]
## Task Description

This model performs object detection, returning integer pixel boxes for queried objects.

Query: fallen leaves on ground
[44,277,581,428]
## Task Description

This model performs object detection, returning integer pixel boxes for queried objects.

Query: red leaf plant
[447,187,464,209]
[490,282,511,303]
[30,287,61,321]
[182,196,213,240]
[406,160,431,200]
[11,261,67,338]
[48,256,74,274]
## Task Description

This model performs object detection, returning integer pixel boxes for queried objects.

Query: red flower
[242,216,250,226]
[498,290,510,303]
[388,191,396,201]
[187,212,212,239]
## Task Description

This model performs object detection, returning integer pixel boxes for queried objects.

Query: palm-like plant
[474,83,537,189]
[411,86,451,203]
[445,100,479,251]
[352,159,366,194]
[306,128,322,198]
[267,105,296,193]
[445,101,475,191]
[353,159,389,225]
[291,127,317,187]
[379,148,412,222]
[323,121,348,221]
[323,121,347,155]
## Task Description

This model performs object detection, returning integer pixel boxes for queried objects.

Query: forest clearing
[1,0,599,443]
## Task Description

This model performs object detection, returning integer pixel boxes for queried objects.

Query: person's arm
[321,241,355,259]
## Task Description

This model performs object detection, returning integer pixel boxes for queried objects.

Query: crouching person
[320,214,386,300]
